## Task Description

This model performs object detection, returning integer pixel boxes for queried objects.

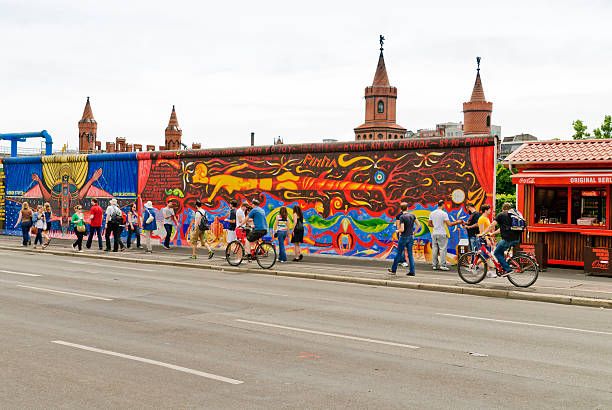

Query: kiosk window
[571,187,607,226]
[534,187,568,224]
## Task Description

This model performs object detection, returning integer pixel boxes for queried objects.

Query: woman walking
[290,204,305,262]
[142,201,157,253]
[127,204,142,249]
[274,206,291,263]
[42,202,52,249]
[71,205,86,252]
[14,202,33,246]
[32,205,46,249]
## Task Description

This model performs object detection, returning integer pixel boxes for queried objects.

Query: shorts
[190,227,209,246]
[246,229,267,243]
[226,229,237,243]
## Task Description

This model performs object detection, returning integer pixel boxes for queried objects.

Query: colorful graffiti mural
[3,153,137,238]
[2,137,495,261]
[136,137,495,261]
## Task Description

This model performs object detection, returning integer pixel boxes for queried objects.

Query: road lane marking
[236,319,420,349]
[437,313,612,336]
[16,285,113,301]
[0,270,41,277]
[66,260,151,272]
[51,341,244,384]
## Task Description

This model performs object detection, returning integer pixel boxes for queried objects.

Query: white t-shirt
[106,205,120,217]
[236,208,246,228]
[162,207,175,225]
[429,208,449,236]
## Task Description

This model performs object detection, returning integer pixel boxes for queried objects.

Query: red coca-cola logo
[519,178,535,184]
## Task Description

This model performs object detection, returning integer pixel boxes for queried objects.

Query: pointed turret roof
[470,70,486,102]
[372,51,390,87]
[166,105,181,130]
[81,97,95,121]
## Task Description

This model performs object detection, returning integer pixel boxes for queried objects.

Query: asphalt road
[1,249,611,409]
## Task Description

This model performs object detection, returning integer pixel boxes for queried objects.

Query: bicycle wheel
[255,242,277,269]
[457,252,488,284]
[225,241,244,266]
[506,254,539,287]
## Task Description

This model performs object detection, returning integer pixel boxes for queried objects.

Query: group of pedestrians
[14,202,52,249]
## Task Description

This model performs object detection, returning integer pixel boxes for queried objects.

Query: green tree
[496,163,514,196]
[592,115,612,139]
[572,119,590,140]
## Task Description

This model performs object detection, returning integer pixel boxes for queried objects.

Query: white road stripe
[0,270,41,277]
[51,341,244,384]
[437,313,612,336]
[236,319,420,349]
[16,285,113,301]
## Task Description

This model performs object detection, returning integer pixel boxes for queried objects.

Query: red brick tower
[165,105,182,150]
[354,37,406,141]
[463,57,493,135]
[78,97,98,152]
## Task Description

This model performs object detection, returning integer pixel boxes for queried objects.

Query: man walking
[428,199,462,271]
[104,198,123,252]
[480,202,522,275]
[86,198,104,250]
[462,203,481,252]
[162,200,178,249]
[226,200,238,243]
[388,202,421,276]
[189,200,214,260]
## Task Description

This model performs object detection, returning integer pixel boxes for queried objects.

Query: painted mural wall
[3,153,137,239]
[137,137,495,261]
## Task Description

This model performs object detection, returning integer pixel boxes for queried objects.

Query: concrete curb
[2,246,610,309]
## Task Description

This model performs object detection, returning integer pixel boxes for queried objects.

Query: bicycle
[225,227,277,269]
[457,237,539,287]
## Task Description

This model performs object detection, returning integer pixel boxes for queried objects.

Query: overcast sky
[1,0,611,151]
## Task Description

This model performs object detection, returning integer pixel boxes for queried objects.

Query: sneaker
[145,250,153,254]
[387,268,396,275]
[72,244,77,251]
[439,266,450,271]
[33,245,37,249]
[432,266,440,270]
[407,272,415,276]
[486,272,498,278]
[104,249,110,252]
[401,262,408,268]
[163,245,170,250]
[78,250,83,253]
[190,255,197,259]
[208,251,214,259]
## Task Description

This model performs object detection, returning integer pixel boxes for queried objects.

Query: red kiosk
[504,139,612,276]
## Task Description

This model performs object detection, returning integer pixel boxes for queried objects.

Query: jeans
[105,223,122,251]
[127,225,141,248]
[468,236,480,253]
[86,226,103,249]
[431,234,448,268]
[73,231,85,251]
[34,229,43,245]
[21,221,32,246]
[163,224,173,248]
[495,239,520,272]
[277,230,287,261]
[392,236,414,273]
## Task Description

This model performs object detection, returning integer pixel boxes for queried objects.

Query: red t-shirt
[89,205,103,227]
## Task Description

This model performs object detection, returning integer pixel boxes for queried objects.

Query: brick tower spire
[463,57,493,135]
[78,97,98,152]
[354,36,406,141]
[165,105,182,150]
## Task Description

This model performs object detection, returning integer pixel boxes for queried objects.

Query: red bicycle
[457,237,539,287]
[225,227,277,269]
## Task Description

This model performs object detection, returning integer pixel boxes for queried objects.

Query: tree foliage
[593,115,612,139]
[496,194,516,214]
[572,120,590,140]
[496,163,514,196]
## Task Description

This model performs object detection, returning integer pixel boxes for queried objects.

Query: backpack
[110,206,123,225]
[509,209,526,231]
[197,210,209,231]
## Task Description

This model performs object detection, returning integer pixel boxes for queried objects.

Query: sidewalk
[2,235,611,308]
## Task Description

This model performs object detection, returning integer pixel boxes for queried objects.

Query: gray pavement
[0,247,611,409]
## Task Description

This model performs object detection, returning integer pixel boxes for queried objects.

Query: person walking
[71,205,86,252]
[14,202,33,246]
[225,200,238,244]
[395,208,409,268]
[86,198,104,250]
[162,200,178,249]
[479,202,522,275]
[116,210,126,252]
[290,204,305,262]
[126,204,142,249]
[274,206,291,263]
[142,201,157,253]
[189,200,214,260]
[428,200,462,271]
[462,203,481,252]
[388,202,420,275]
[104,198,123,252]
[32,205,46,249]
[42,202,52,249]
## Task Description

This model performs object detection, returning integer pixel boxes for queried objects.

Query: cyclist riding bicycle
[478,202,521,275]
[244,199,268,256]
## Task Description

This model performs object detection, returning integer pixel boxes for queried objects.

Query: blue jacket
[142,207,157,231]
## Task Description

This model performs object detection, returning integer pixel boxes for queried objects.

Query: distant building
[499,133,537,159]
[463,59,493,136]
